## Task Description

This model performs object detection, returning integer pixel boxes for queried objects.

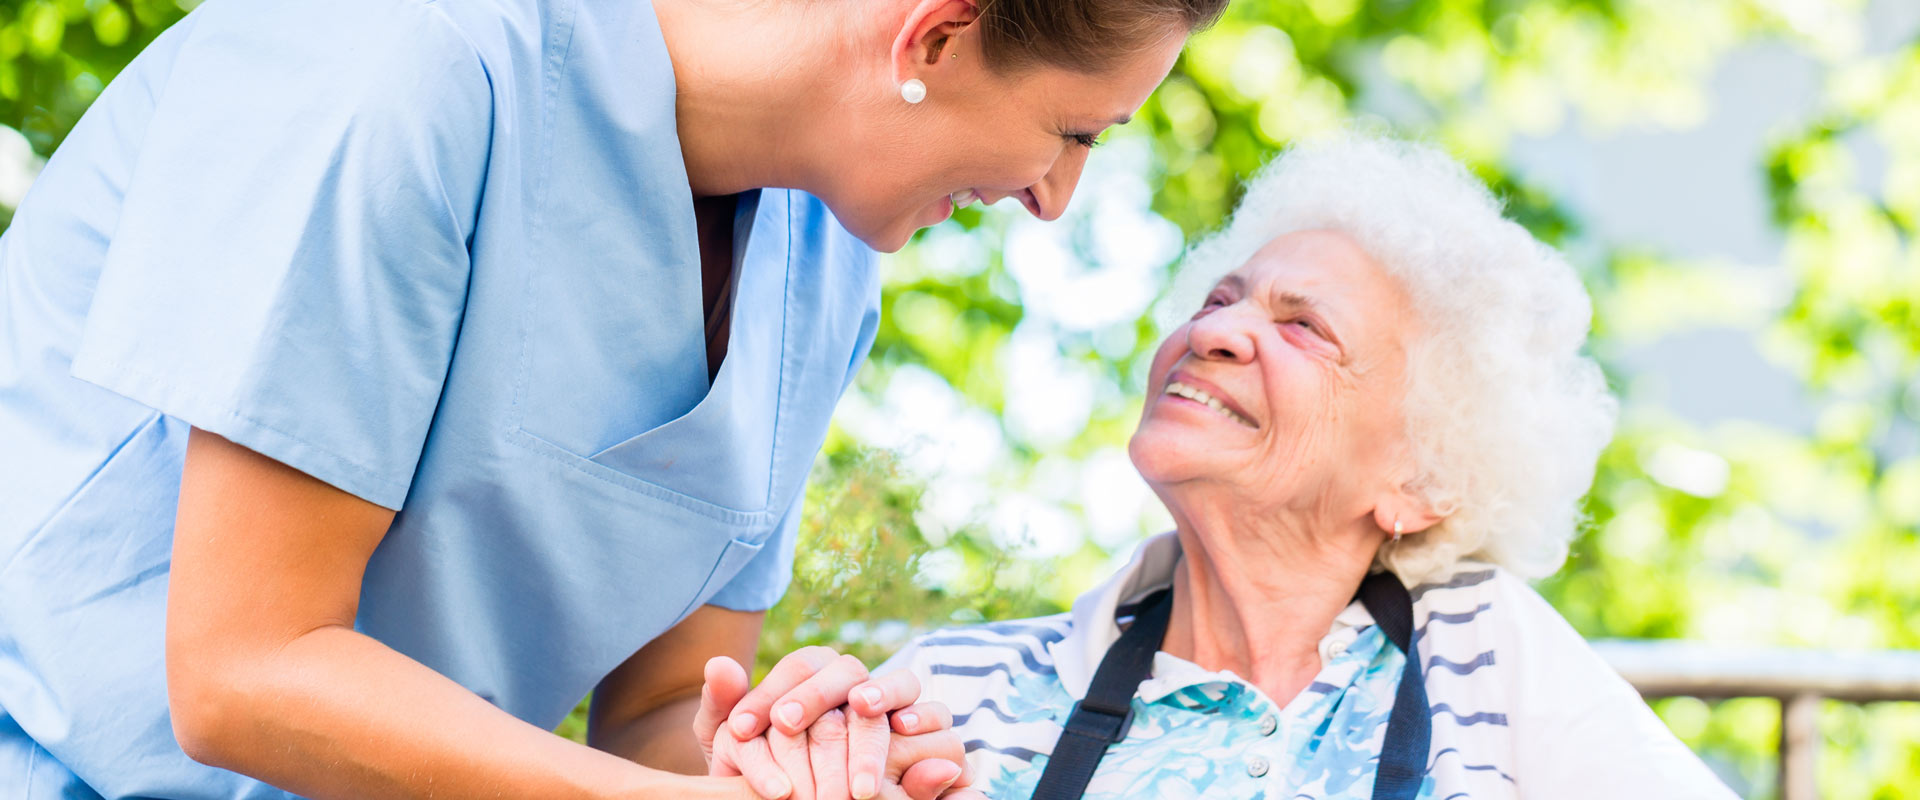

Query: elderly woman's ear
[1371,478,1444,540]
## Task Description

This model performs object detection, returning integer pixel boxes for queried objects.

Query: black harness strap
[1357,570,1431,800]
[1029,572,1429,800]
[1029,588,1172,800]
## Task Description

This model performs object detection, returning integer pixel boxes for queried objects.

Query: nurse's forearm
[173,622,749,799]
[595,693,709,774]
[587,604,767,775]
[165,428,750,799]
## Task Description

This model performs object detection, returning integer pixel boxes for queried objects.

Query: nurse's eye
[1068,132,1102,149]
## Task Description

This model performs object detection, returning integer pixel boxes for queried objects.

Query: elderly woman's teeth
[1165,381,1255,427]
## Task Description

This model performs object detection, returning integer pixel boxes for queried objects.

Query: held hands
[694,648,983,800]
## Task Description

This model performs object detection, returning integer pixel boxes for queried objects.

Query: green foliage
[0,0,188,154]
[758,445,1062,673]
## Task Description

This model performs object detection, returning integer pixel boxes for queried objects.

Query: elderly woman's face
[1130,230,1419,515]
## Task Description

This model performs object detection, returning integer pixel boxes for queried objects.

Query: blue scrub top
[0,0,880,796]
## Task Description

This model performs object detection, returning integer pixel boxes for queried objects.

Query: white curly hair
[1158,133,1618,583]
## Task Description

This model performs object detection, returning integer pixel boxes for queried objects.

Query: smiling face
[821,22,1188,252]
[1129,230,1423,524]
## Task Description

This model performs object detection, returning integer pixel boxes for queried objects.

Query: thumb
[696,656,754,757]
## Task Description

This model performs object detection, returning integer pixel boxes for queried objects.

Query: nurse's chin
[846,220,927,254]
[840,199,954,254]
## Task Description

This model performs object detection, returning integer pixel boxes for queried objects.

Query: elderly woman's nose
[1186,307,1258,363]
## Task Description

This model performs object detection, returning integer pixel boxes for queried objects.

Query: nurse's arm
[165,428,752,800]
[586,604,765,774]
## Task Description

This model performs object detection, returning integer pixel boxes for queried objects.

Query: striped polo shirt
[879,532,1737,800]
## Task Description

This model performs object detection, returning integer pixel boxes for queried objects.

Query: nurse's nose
[1024,145,1090,222]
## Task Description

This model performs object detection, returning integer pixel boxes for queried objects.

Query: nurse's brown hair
[973,0,1229,73]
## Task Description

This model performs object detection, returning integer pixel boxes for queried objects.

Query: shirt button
[1258,714,1278,736]
[1246,756,1270,778]
[1327,640,1348,658]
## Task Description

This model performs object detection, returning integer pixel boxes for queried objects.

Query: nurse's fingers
[729,646,845,739]
[699,657,754,762]
[768,723,817,800]
[847,669,922,718]
[767,653,872,736]
[806,709,852,800]
[729,734,794,800]
[888,702,952,737]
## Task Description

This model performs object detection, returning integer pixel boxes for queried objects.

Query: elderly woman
[872,137,1738,799]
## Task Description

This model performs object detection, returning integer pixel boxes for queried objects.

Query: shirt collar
[1047,531,1380,701]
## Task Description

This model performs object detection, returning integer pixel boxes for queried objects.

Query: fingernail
[931,760,962,782]
[776,701,803,729]
[766,775,792,799]
[729,712,756,738]
[852,774,877,799]
[898,711,920,729]
[858,686,883,708]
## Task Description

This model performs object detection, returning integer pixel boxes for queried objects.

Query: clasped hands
[693,647,982,800]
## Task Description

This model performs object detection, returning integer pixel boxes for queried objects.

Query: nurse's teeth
[951,189,980,209]
[1164,382,1255,427]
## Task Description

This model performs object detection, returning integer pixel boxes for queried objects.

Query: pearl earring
[1392,519,1404,543]
[900,78,927,104]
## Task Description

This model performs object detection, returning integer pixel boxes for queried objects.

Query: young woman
[0,0,1226,797]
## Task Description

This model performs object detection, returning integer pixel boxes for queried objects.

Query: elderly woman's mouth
[1164,380,1257,428]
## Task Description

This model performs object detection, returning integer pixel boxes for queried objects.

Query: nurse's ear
[888,0,980,90]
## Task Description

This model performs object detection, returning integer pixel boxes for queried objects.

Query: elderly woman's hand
[695,651,976,800]
[708,707,980,800]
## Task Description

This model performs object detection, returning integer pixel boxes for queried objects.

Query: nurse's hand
[711,706,982,800]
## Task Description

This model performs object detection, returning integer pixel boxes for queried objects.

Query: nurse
[0,0,1228,797]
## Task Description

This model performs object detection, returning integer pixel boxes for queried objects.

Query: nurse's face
[827,24,1189,252]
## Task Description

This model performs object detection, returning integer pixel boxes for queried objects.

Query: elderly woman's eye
[1190,295,1228,320]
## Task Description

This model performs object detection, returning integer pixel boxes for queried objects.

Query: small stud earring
[900,78,927,104]
[1392,519,1404,543]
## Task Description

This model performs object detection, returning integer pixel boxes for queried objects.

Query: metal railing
[1593,640,1920,800]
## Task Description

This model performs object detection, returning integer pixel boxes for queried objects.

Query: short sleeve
[1497,578,1739,798]
[704,492,806,612]
[70,0,492,509]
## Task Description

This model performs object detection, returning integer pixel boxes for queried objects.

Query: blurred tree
[5,0,1915,796]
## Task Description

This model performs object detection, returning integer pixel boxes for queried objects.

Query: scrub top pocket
[510,176,799,520]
